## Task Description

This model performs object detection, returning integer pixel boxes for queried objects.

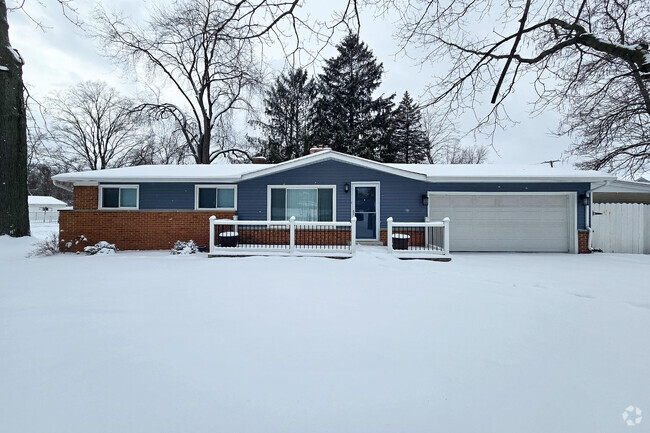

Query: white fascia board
[593,179,650,193]
[425,175,616,183]
[56,177,241,185]
[239,150,428,182]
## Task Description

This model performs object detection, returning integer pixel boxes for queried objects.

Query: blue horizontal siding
[237,160,590,229]
[100,161,589,229]
[138,183,195,210]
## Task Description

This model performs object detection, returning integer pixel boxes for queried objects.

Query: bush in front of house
[170,240,198,255]
[84,241,117,255]
[27,233,60,257]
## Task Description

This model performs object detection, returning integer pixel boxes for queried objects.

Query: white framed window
[267,185,336,222]
[194,185,237,210]
[99,185,139,209]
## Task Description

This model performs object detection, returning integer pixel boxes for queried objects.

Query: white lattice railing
[209,216,357,256]
[386,217,450,257]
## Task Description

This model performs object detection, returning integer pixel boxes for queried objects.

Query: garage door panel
[429,194,571,252]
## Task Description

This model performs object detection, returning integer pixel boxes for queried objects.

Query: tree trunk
[199,128,211,164]
[0,0,30,237]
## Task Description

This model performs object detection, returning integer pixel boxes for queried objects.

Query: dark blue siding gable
[237,160,430,225]
[100,160,589,229]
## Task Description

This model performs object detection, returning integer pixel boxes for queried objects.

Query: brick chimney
[251,156,267,164]
[310,146,331,154]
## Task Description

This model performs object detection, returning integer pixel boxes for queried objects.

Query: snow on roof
[595,179,650,194]
[52,152,616,184]
[28,196,68,206]
[388,163,615,181]
[52,164,264,183]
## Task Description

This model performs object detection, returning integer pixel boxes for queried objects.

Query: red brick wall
[74,186,99,210]
[59,210,235,251]
[212,222,351,247]
[379,229,425,247]
[380,228,591,253]
[578,230,590,254]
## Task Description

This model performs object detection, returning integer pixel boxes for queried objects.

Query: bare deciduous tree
[421,107,488,164]
[95,0,281,164]
[369,0,650,175]
[127,117,192,166]
[0,0,30,236]
[46,81,142,171]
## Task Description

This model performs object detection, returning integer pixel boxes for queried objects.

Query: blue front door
[352,183,379,240]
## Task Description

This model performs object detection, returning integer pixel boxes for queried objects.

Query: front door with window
[351,182,380,241]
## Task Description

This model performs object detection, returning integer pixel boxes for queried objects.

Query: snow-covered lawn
[1,226,649,433]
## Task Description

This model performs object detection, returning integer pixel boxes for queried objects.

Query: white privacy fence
[592,203,650,254]
[387,217,450,259]
[209,216,357,256]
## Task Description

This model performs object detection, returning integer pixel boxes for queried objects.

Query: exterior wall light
[344,183,350,193]
[422,194,429,206]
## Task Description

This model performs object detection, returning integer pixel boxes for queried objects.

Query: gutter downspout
[586,180,611,252]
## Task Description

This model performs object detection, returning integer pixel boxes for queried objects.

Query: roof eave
[53,177,242,185]
[426,175,616,183]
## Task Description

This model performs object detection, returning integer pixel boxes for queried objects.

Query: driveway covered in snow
[1,232,649,433]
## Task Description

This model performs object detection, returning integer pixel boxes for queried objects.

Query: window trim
[98,185,140,210]
[194,184,238,211]
[266,185,337,222]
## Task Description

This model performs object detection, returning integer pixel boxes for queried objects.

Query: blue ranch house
[53,149,614,254]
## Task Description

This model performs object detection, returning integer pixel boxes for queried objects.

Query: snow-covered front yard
[1,224,649,433]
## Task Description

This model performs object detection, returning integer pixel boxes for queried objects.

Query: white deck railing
[387,217,450,258]
[209,216,357,256]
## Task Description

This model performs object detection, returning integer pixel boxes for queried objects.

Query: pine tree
[373,96,398,162]
[257,68,316,163]
[392,92,429,163]
[312,34,391,159]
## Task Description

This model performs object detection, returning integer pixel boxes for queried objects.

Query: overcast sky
[8,0,577,166]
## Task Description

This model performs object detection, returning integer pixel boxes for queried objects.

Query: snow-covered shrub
[170,240,198,255]
[62,234,87,251]
[84,241,117,255]
[27,233,60,257]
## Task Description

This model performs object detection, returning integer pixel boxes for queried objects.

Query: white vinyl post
[350,216,357,254]
[443,217,450,256]
[424,216,430,247]
[209,215,216,254]
[289,216,296,253]
[387,217,394,253]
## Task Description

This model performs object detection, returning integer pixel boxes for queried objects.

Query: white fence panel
[646,206,650,254]
[28,211,59,223]
[592,203,647,254]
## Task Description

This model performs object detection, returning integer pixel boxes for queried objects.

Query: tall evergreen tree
[392,92,429,163]
[312,34,392,159]
[257,68,316,163]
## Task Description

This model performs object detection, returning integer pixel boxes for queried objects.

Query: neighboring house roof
[636,173,650,183]
[27,196,67,206]
[52,150,616,185]
[594,179,650,194]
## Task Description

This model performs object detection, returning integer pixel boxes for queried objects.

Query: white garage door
[428,193,574,252]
